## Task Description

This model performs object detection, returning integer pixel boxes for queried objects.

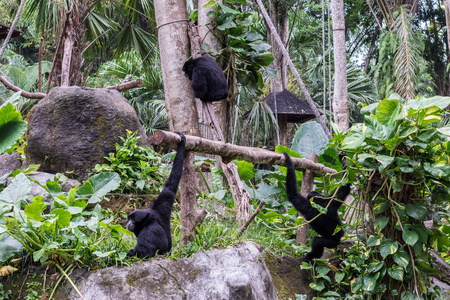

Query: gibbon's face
[126,210,150,233]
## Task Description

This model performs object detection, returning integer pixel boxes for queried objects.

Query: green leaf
[109,224,132,238]
[203,0,218,8]
[252,52,274,66]
[376,98,401,125]
[92,250,114,258]
[218,3,240,14]
[291,121,328,157]
[388,264,404,281]
[24,196,46,221]
[335,271,345,283]
[0,233,23,262]
[393,250,410,268]
[363,274,379,291]
[0,173,31,207]
[380,239,399,258]
[374,216,389,233]
[367,260,384,273]
[0,103,27,154]
[235,160,255,181]
[367,235,382,247]
[309,281,325,291]
[404,96,450,111]
[405,203,427,220]
[341,124,367,149]
[402,229,419,246]
[76,172,121,203]
[50,209,71,227]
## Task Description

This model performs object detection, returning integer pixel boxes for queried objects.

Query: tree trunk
[198,0,227,137]
[331,0,349,132]
[154,0,201,246]
[445,1,450,64]
[296,153,318,245]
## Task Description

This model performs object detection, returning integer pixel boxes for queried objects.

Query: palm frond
[393,6,420,100]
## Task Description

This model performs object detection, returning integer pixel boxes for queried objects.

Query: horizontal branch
[0,75,46,99]
[148,130,337,176]
[105,79,142,92]
[0,76,143,100]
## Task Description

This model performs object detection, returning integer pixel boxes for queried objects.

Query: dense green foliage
[91,131,166,194]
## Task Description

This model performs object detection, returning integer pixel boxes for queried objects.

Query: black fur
[182,55,228,102]
[283,153,351,261]
[126,132,186,259]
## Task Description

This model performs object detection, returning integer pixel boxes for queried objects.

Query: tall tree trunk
[446,0,450,63]
[331,0,349,131]
[198,0,227,137]
[154,0,202,245]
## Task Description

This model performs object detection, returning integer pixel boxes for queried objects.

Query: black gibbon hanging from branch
[182,55,229,102]
[126,132,186,259]
[283,153,351,262]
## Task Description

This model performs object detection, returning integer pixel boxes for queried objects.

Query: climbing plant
[329,94,450,298]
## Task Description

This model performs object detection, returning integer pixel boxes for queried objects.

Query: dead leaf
[0,265,18,276]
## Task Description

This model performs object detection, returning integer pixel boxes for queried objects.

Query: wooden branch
[236,200,265,238]
[0,75,46,99]
[148,130,337,176]
[105,79,143,92]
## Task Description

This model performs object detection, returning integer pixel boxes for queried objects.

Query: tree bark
[331,0,350,132]
[296,153,318,245]
[154,0,201,246]
[60,19,74,87]
[445,0,450,64]
[198,0,227,136]
[148,130,337,176]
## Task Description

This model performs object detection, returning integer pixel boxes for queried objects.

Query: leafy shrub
[91,131,166,194]
[0,172,131,267]
[325,94,450,298]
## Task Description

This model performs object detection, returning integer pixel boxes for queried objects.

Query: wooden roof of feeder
[0,23,23,40]
[263,89,316,123]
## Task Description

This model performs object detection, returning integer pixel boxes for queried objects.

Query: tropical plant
[329,94,450,298]
[93,51,167,135]
[91,131,166,194]
[0,103,27,155]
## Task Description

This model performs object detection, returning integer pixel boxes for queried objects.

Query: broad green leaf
[402,229,419,246]
[380,239,399,258]
[51,209,71,227]
[367,260,384,273]
[291,121,328,157]
[424,163,450,178]
[0,233,23,262]
[374,216,389,233]
[437,126,450,136]
[358,154,394,174]
[405,203,427,220]
[253,52,274,66]
[363,274,379,291]
[387,264,404,281]
[0,103,27,154]
[335,271,345,283]
[0,173,31,207]
[376,98,401,125]
[0,224,7,235]
[235,160,255,181]
[404,96,450,111]
[202,0,217,8]
[393,250,410,268]
[367,235,382,247]
[341,124,367,149]
[109,224,132,238]
[309,281,325,291]
[416,106,441,126]
[76,172,120,203]
[92,250,114,258]
[218,3,240,14]
[24,196,46,221]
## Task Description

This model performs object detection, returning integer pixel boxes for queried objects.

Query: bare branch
[0,75,46,99]
[236,200,266,238]
[105,79,143,91]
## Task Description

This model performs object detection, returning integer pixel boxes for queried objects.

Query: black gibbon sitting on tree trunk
[126,132,186,259]
[182,55,228,102]
[283,153,351,262]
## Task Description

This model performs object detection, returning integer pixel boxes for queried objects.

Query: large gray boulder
[68,242,277,300]
[24,86,147,179]
[0,152,21,178]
